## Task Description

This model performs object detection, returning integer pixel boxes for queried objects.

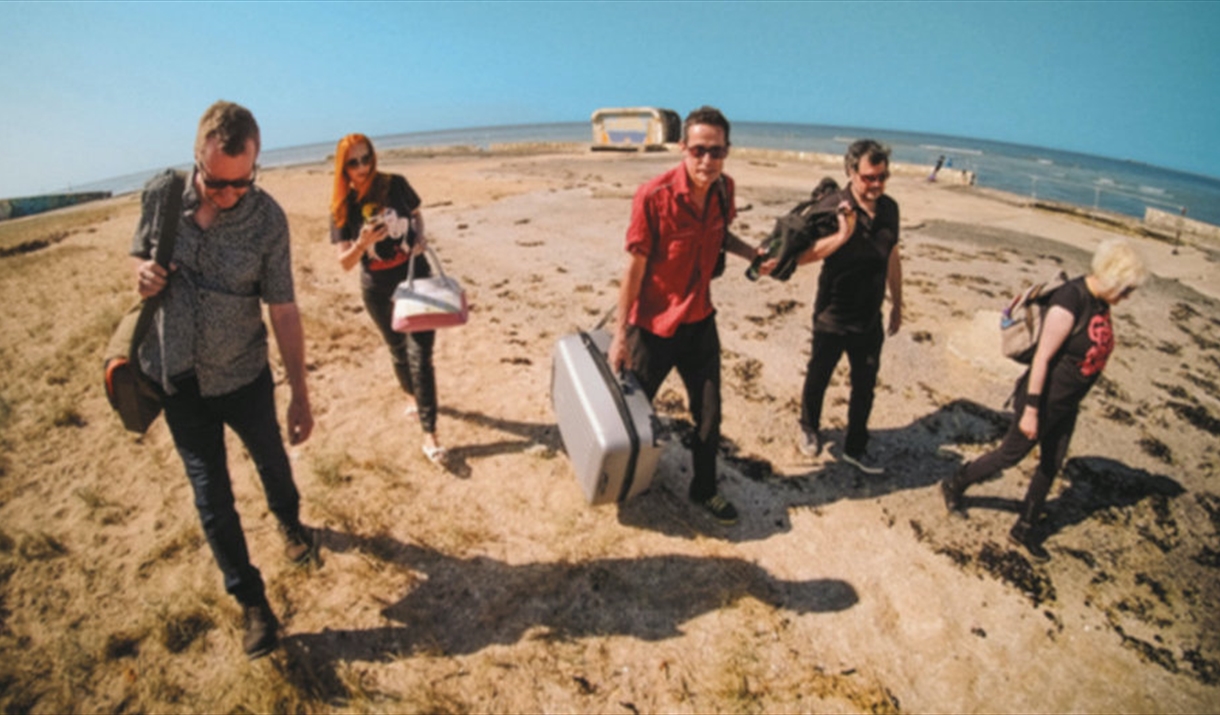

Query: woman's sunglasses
[345,153,374,170]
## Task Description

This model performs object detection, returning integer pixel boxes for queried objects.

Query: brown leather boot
[941,465,969,519]
[242,598,279,659]
[1008,519,1050,562]
[281,522,316,565]
[1008,470,1052,562]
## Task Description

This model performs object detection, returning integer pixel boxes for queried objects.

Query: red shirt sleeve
[625,183,655,258]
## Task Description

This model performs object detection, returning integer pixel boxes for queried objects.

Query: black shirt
[813,188,899,334]
[330,173,429,291]
[1044,276,1113,405]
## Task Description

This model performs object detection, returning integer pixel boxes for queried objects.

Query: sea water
[71,121,1220,228]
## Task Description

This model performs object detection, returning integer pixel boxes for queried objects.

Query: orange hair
[330,133,378,229]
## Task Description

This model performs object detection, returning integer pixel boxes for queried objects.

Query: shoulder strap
[130,171,186,355]
[715,176,730,237]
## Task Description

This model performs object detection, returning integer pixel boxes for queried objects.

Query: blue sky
[1,1,1217,198]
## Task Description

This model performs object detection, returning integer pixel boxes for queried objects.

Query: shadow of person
[283,530,857,684]
[615,399,1011,542]
[435,405,564,479]
[997,456,1182,541]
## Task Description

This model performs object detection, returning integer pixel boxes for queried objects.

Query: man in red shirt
[608,106,757,525]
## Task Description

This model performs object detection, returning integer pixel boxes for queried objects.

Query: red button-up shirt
[625,164,735,337]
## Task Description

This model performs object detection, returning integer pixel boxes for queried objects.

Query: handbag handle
[405,242,451,289]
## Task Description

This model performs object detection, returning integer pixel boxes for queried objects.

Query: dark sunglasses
[857,170,890,184]
[686,144,728,160]
[197,164,257,190]
[345,153,374,170]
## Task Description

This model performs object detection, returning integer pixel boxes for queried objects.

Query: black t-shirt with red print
[1044,276,1113,405]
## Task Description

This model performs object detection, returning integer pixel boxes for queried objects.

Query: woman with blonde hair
[941,238,1149,560]
[330,134,446,463]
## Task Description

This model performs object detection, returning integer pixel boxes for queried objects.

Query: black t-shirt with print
[1044,276,1113,405]
[330,173,429,291]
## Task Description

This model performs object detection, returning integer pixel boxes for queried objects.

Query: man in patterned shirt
[132,100,314,660]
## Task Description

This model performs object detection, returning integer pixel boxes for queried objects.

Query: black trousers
[958,375,1080,520]
[800,322,884,457]
[628,315,722,502]
[363,283,438,433]
[161,367,299,606]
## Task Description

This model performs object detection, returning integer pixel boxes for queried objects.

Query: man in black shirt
[796,140,903,474]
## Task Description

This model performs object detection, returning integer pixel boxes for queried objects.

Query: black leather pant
[363,284,438,433]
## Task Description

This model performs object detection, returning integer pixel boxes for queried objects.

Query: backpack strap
[130,170,185,357]
[711,177,731,277]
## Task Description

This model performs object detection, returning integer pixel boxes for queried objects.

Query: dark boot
[1008,519,1050,563]
[281,521,316,565]
[242,598,279,660]
[1008,470,1053,562]
[941,465,969,519]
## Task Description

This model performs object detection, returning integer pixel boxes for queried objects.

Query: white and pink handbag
[392,245,469,333]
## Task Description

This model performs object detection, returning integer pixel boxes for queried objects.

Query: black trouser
[628,315,722,502]
[800,322,884,458]
[957,376,1080,522]
[363,284,438,433]
[161,367,299,606]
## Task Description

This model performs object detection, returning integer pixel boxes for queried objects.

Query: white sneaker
[842,452,885,476]
[797,428,823,458]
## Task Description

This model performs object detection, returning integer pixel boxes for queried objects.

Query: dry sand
[1,144,1218,713]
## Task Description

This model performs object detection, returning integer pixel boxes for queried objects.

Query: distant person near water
[790,139,904,475]
[330,133,447,465]
[941,239,1148,561]
[928,154,945,182]
[131,100,316,659]
[607,106,762,525]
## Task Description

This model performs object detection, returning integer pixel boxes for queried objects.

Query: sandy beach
[1,144,1218,713]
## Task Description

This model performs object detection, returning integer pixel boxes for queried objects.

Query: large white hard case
[551,329,663,505]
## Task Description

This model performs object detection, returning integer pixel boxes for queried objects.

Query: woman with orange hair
[330,134,446,464]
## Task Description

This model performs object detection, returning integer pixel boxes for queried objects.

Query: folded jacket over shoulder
[763,177,842,282]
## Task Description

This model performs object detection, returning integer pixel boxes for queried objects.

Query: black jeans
[959,376,1080,519]
[161,366,300,606]
[628,315,722,502]
[363,284,438,433]
[800,322,884,457]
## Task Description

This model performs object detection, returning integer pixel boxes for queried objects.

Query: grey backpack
[1000,271,1082,363]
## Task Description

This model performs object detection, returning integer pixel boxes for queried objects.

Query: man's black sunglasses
[686,145,728,160]
[197,164,258,190]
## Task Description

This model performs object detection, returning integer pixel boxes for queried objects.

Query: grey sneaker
[281,522,316,565]
[842,452,885,476]
[242,599,279,660]
[797,428,823,458]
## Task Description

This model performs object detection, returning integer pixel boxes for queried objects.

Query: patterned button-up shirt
[130,169,295,397]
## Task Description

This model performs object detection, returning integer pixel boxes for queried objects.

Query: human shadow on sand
[280,530,857,695]
[435,405,563,479]
[615,399,996,541]
[960,455,1184,542]
[617,400,1185,545]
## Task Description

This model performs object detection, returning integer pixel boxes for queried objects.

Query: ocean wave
[1140,185,1167,196]
[921,144,983,156]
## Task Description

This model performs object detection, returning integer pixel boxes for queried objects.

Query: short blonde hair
[1091,238,1148,297]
